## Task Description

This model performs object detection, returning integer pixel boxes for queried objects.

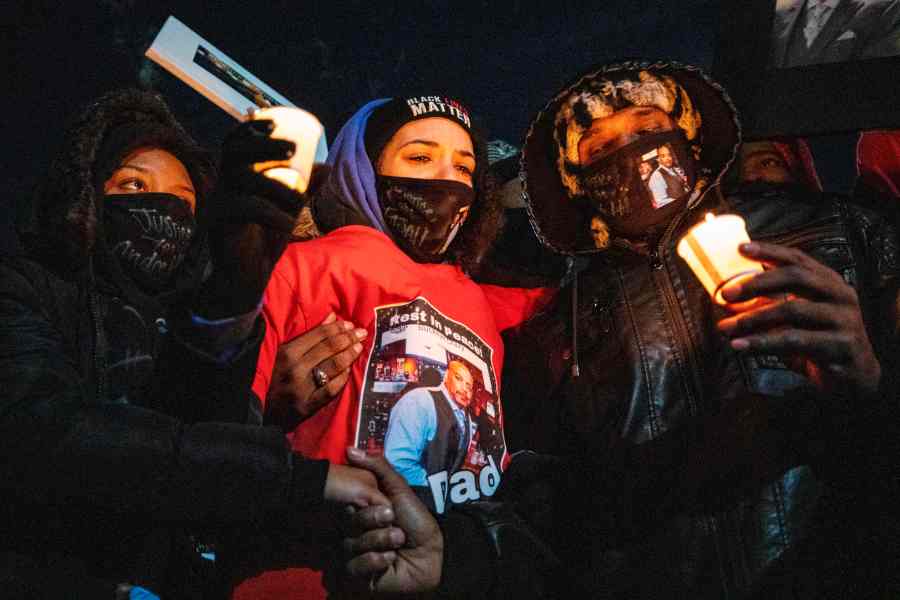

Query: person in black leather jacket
[342,61,900,599]
[0,89,391,598]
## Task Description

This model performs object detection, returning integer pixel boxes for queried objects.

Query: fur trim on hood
[522,60,741,255]
[18,89,213,276]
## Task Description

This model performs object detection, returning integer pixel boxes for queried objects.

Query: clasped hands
[270,323,441,596]
[324,447,443,597]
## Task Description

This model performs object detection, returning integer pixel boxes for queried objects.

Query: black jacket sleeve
[151,306,268,426]
[434,390,819,599]
[0,258,327,527]
[436,500,562,600]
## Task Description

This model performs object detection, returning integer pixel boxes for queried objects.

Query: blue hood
[325,98,391,233]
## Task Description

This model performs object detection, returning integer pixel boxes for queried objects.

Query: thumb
[346,447,408,495]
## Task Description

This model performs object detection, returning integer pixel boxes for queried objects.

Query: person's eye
[407,154,431,164]
[455,164,474,177]
[119,177,147,192]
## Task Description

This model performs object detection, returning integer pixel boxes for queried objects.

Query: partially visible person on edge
[854,130,900,223]
[771,0,900,68]
[732,132,900,223]
[0,89,390,599]
[237,95,552,598]
[732,136,822,190]
[342,60,900,599]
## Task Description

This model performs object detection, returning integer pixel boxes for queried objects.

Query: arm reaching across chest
[479,284,556,332]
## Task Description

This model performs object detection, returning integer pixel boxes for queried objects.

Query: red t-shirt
[242,225,550,598]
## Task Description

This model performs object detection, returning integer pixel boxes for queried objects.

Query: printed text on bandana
[112,208,193,279]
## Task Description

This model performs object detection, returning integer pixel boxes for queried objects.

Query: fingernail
[389,528,404,546]
[353,343,363,353]
[721,282,742,302]
[342,321,354,330]
[378,508,395,524]
[324,312,336,324]
[731,338,750,350]
[739,242,758,255]
[355,328,368,339]
[347,446,364,460]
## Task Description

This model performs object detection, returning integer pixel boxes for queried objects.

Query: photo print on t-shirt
[355,297,505,514]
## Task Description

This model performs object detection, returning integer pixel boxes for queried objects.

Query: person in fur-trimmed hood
[508,61,900,599]
[0,89,389,598]
[342,61,900,600]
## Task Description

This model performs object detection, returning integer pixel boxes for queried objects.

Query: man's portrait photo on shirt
[648,143,689,208]
[383,359,479,492]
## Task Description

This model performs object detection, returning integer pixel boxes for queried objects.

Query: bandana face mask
[103,193,196,293]
[578,131,694,239]
[377,175,475,263]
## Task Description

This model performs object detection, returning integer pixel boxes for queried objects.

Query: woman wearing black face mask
[241,96,553,599]
[0,89,389,599]
[101,146,199,293]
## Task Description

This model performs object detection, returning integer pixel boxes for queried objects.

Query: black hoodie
[0,89,328,597]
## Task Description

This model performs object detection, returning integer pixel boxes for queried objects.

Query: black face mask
[579,131,694,239]
[103,193,196,293]
[377,175,475,263]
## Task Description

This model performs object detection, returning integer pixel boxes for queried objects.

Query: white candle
[249,106,323,193]
[677,213,764,305]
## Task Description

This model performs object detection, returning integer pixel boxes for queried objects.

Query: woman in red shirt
[238,96,551,598]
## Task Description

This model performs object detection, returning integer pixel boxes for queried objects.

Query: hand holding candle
[249,106,324,194]
[677,213,765,305]
[710,239,882,396]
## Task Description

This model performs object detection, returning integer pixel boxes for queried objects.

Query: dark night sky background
[4,1,858,252]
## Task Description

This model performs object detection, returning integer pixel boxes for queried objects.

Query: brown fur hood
[17,89,214,277]
[521,60,742,255]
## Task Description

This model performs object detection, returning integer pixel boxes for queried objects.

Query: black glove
[197,119,324,318]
